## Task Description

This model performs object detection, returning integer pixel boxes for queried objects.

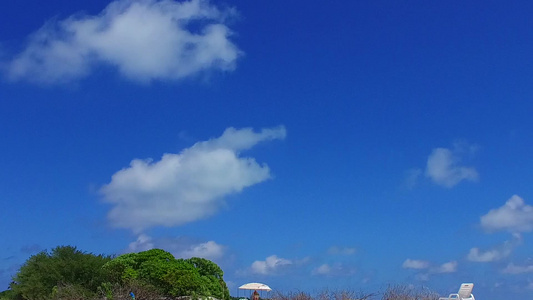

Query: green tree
[186,257,229,300]
[101,253,139,284]
[102,249,229,299]
[7,246,230,300]
[9,246,111,300]
[0,289,17,300]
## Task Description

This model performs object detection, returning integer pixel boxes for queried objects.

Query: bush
[101,249,229,300]
[270,286,439,300]
[271,289,374,300]
[4,246,230,300]
[9,246,111,300]
[380,285,439,300]
[97,280,162,300]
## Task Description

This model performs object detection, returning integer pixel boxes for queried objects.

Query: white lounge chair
[438,283,475,300]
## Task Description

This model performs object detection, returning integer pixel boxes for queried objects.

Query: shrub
[381,285,439,300]
[270,286,439,300]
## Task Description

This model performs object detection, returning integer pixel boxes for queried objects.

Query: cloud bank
[480,195,533,233]
[101,126,286,232]
[6,0,240,84]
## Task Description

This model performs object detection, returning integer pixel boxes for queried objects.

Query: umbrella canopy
[238,283,272,291]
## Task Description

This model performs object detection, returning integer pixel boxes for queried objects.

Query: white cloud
[311,263,356,276]
[502,262,533,274]
[327,246,356,255]
[406,259,457,280]
[101,126,286,232]
[126,234,225,261]
[250,255,292,275]
[435,261,457,273]
[467,234,522,262]
[425,146,478,188]
[6,0,240,84]
[313,264,332,275]
[468,248,508,263]
[127,233,155,252]
[480,195,533,233]
[179,241,224,260]
[402,259,429,270]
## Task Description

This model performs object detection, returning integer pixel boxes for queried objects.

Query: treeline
[0,246,229,300]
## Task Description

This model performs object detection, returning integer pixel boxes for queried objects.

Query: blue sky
[1,0,533,299]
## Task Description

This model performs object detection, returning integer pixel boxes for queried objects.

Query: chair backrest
[457,283,474,298]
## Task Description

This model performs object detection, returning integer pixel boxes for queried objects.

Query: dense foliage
[8,246,111,300]
[2,246,438,300]
[2,246,229,300]
[102,249,230,300]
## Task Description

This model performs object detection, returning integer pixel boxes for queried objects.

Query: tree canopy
[8,246,111,300]
[4,246,229,300]
[102,249,229,300]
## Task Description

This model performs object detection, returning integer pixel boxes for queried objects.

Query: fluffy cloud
[425,145,478,188]
[127,234,155,252]
[250,255,292,275]
[126,234,225,261]
[403,259,457,280]
[435,261,457,273]
[6,0,240,84]
[180,241,224,259]
[101,126,286,232]
[480,195,533,233]
[402,259,429,270]
[468,248,508,263]
[467,234,522,262]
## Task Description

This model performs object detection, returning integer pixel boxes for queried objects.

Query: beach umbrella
[239,283,272,291]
